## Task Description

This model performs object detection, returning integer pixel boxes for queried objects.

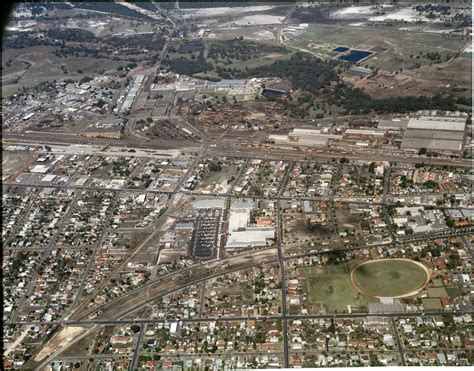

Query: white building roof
[407,117,466,132]
[401,138,463,152]
[41,174,56,182]
[228,209,250,231]
[230,199,256,210]
[227,228,275,247]
[292,128,322,136]
[30,165,48,173]
[345,128,385,137]
[192,199,225,209]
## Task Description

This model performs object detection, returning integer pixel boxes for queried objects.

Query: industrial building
[401,116,466,153]
[82,124,124,139]
[343,128,386,140]
[150,76,260,101]
[348,66,374,77]
[377,118,409,130]
[269,127,341,147]
[120,75,145,113]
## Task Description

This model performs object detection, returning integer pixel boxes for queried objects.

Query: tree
[131,324,141,333]
[368,162,375,173]
[418,147,427,155]
[445,218,455,228]
[208,161,222,172]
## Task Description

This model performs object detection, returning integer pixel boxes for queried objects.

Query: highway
[9,310,474,327]
[4,180,466,208]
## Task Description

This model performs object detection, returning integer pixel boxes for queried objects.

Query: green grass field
[427,287,448,298]
[352,259,428,298]
[446,287,462,298]
[306,264,368,312]
[422,298,443,310]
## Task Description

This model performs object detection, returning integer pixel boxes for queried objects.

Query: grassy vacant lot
[283,211,334,246]
[303,264,368,313]
[288,23,468,71]
[352,259,429,298]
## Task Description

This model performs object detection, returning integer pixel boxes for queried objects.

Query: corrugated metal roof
[401,138,463,151]
[407,117,466,131]
[404,129,464,141]
[377,119,409,129]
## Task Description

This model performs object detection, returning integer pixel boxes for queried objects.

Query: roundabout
[350,258,430,298]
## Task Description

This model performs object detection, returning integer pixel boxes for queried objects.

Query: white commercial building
[227,228,275,247]
[269,127,341,147]
[226,205,275,248]
[193,199,225,209]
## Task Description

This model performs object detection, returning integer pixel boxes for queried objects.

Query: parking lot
[189,208,222,259]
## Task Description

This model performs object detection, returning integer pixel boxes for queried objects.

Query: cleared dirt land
[2,150,36,179]
[351,258,430,298]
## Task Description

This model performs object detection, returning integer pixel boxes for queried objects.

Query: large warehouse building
[226,204,275,248]
[401,116,466,153]
[269,127,342,147]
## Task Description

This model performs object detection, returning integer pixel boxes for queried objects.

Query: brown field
[356,56,472,98]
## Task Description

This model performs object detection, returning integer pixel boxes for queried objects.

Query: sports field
[305,265,368,313]
[351,259,429,298]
